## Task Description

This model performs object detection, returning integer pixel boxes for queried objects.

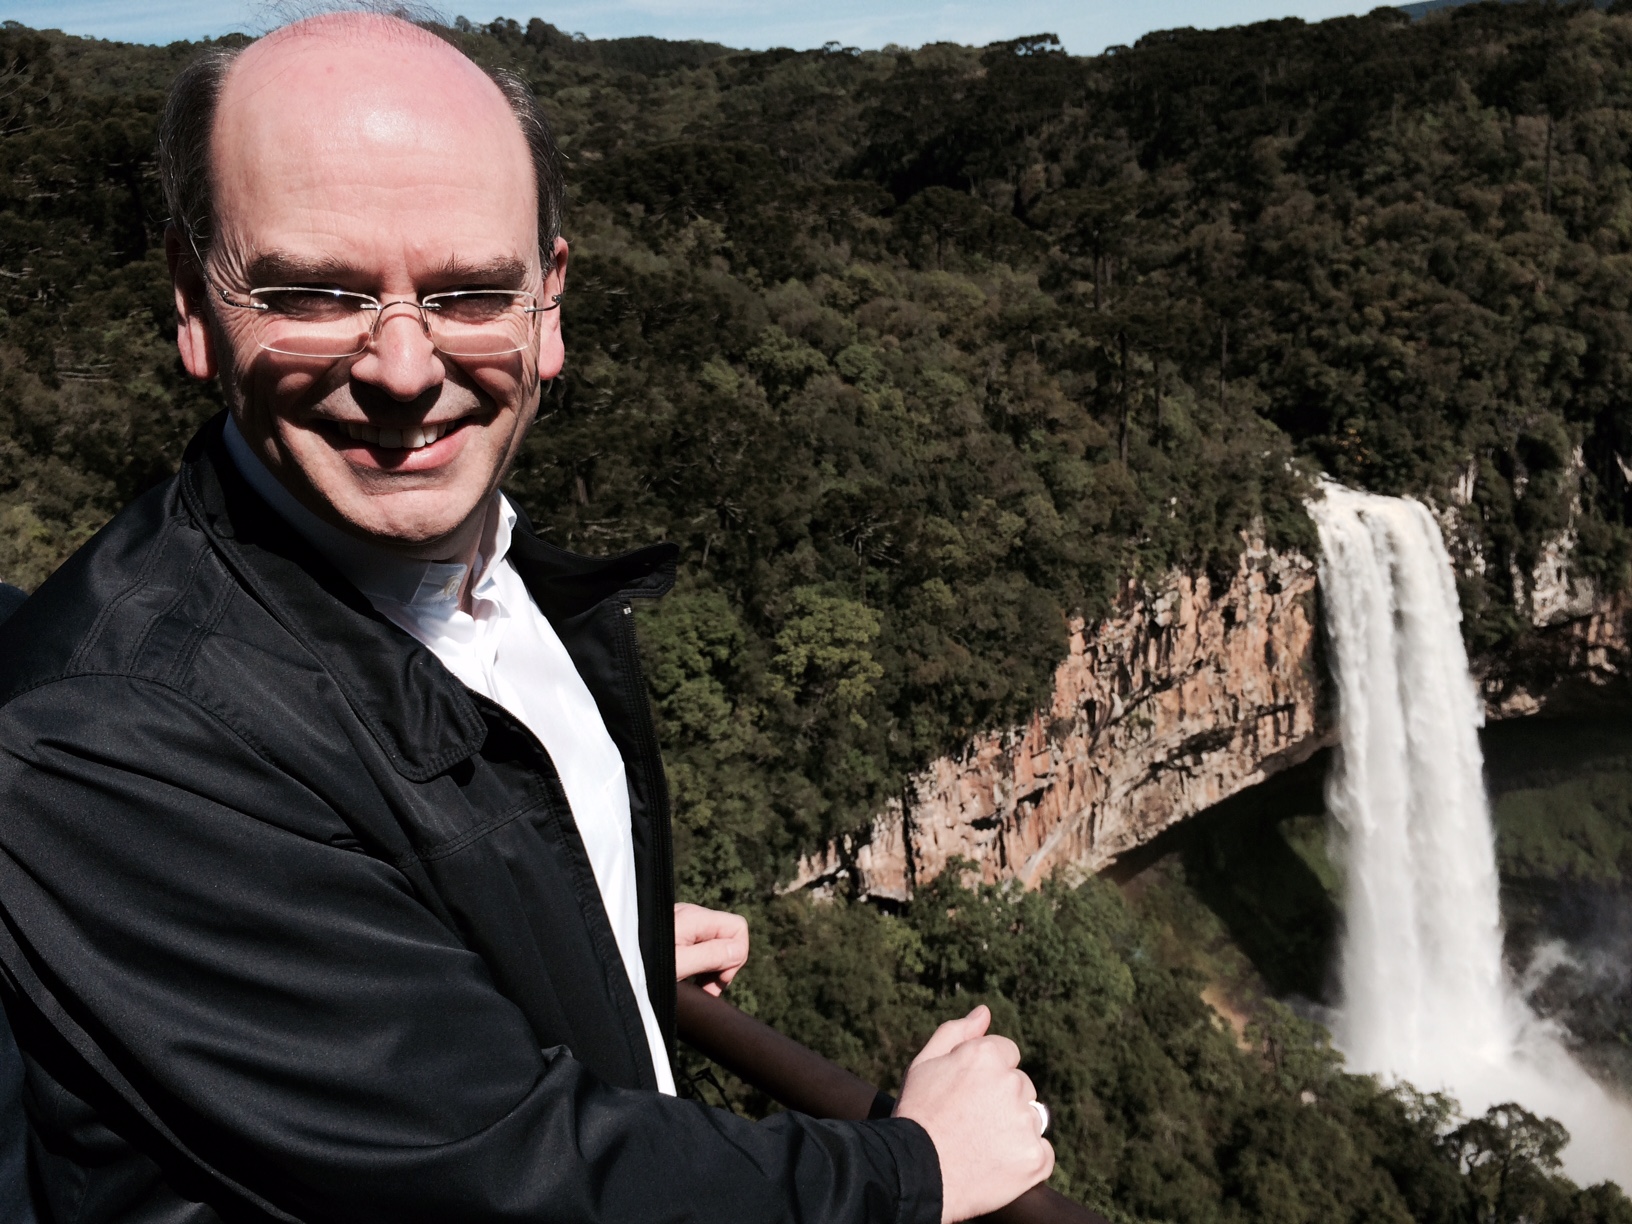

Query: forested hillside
[4,3,1632,1218]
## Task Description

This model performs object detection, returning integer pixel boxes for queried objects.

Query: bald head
[222,11,516,172]
[228,12,500,109]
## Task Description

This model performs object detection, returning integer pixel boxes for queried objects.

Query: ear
[536,237,569,382]
[165,226,218,382]
[546,236,569,295]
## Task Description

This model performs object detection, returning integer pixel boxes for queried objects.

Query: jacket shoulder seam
[164,561,238,687]
[66,514,182,674]
[127,532,215,676]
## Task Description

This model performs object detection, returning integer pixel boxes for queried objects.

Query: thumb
[912,1004,991,1065]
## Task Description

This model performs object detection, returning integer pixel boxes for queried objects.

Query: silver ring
[1030,1099,1049,1136]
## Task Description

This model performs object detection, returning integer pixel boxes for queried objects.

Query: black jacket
[0,417,940,1224]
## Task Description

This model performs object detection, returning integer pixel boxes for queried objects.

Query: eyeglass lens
[250,289,536,358]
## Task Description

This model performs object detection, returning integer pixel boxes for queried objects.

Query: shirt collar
[223,415,514,611]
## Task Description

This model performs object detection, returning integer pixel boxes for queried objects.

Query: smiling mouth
[335,420,463,450]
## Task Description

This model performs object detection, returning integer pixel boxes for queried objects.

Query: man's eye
[255,289,360,319]
[433,292,519,324]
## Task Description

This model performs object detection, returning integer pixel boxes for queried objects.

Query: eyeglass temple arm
[214,285,269,312]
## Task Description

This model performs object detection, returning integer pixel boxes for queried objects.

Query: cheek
[227,348,346,444]
[237,360,330,420]
[466,359,537,427]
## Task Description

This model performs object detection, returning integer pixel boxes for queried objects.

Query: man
[0,12,1052,1223]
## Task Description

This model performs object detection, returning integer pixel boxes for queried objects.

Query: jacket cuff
[868,1117,942,1224]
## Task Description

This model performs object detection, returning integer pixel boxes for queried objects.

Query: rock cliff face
[791,542,1332,900]
[1481,590,1632,718]
[791,539,1632,902]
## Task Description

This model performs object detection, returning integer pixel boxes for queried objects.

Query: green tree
[1450,1102,1571,1224]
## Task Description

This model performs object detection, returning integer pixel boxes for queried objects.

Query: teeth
[338,421,451,449]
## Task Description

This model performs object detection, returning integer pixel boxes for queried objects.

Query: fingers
[673,902,749,947]
[673,933,749,983]
[1036,1138,1056,1183]
[943,1032,1020,1072]
[673,903,750,987]
[983,1034,1021,1071]
[1015,1070,1037,1106]
[912,1004,991,1065]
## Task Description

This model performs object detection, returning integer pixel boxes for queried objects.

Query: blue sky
[0,1,1395,56]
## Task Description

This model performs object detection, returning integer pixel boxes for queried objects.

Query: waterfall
[1312,483,1632,1187]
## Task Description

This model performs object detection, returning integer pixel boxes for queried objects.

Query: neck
[386,517,486,613]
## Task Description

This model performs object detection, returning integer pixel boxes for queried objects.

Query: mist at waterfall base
[1311,484,1632,1186]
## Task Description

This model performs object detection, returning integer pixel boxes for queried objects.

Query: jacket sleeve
[0,674,942,1224]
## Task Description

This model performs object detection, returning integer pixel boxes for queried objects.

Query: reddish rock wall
[1482,591,1632,718]
[790,542,1333,900]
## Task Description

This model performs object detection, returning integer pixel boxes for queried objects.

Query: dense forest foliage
[5,2,1632,1218]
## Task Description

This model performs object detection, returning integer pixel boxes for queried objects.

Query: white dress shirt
[224,419,676,1094]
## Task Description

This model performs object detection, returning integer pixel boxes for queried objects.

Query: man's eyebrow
[243,252,359,285]
[426,256,530,286]
[240,254,532,287]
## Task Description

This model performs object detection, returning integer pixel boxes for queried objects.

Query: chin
[353,510,473,551]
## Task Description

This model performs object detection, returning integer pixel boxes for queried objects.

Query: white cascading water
[1312,483,1632,1187]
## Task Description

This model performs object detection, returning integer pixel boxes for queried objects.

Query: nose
[352,301,444,401]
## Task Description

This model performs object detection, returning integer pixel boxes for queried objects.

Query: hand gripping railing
[676,981,1110,1224]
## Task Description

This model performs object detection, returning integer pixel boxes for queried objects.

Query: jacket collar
[177,414,677,779]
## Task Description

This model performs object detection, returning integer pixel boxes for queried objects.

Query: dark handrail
[676,981,1110,1224]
